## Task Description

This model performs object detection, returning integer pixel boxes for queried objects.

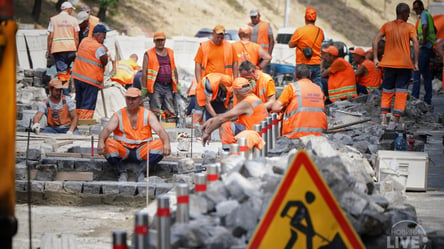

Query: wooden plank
[78,119,98,125]
[161,121,176,129]
[55,172,94,181]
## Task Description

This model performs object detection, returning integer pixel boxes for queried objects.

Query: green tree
[98,0,119,22]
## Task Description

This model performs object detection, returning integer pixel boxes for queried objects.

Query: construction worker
[76,11,90,43]
[195,73,233,121]
[80,5,100,38]
[350,47,382,94]
[320,45,357,102]
[186,78,198,117]
[249,9,275,58]
[202,77,268,150]
[289,7,325,88]
[411,0,436,105]
[111,54,140,89]
[232,25,271,70]
[71,23,109,119]
[141,31,179,122]
[373,3,419,127]
[271,64,327,139]
[46,1,79,95]
[194,25,239,83]
[239,60,276,110]
[98,88,171,182]
[32,79,79,135]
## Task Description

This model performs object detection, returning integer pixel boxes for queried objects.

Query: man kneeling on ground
[97,88,171,182]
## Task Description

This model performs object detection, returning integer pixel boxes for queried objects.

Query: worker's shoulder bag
[298,27,321,59]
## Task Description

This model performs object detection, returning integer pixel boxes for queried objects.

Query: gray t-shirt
[38,95,76,115]
[250,22,273,44]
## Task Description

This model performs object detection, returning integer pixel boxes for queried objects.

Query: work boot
[118,172,128,182]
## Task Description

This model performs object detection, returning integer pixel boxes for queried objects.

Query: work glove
[32,123,40,134]
[141,87,148,98]
[66,130,73,135]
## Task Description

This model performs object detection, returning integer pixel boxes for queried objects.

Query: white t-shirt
[38,95,76,115]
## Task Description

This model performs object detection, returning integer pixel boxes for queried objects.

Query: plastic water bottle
[394,133,408,151]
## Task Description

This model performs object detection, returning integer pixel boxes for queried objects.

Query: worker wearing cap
[47,1,79,93]
[111,54,140,88]
[249,9,275,57]
[232,25,271,69]
[351,47,382,94]
[72,23,109,119]
[80,5,100,38]
[142,31,179,122]
[76,11,90,43]
[289,7,325,88]
[271,64,326,139]
[195,73,234,121]
[31,79,79,135]
[98,88,171,182]
[411,0,436,105]
[194,25,239,84]
[320,45,357,102]
[373,3,419,127]
[202,78,268,150]
[238,60,276,110]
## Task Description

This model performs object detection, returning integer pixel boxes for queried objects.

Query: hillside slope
[14,0,417,46]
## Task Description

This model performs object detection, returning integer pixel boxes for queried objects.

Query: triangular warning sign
[248,150,364,249]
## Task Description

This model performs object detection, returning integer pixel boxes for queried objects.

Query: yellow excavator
[0,1,18,248]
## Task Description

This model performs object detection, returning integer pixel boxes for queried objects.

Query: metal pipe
[265,117,272,151]
[253,124,263,158]
[112,230,128,249]
[176,183,189,223]
[194,173,207,193]
[206,164,219,183]
[157,195,170,249]
[260,121,268,156]
[134,211,149,249]
[237,137,248,159]
[230,143,240,156]
[271,113,278,148]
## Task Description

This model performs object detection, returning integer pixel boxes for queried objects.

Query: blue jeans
[412,47,433,104]
[41,126,80,134]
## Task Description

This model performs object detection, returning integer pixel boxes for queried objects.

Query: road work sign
[248,150,364,249]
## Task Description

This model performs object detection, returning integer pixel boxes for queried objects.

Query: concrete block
[27,148,42,161]
[243,160,270,178]
[118,182,137,196]
[177,158,195,174]
[44,181,64,192]
[31,181,45,192]
[63,181,83,194]
[82,182,102,194]
[75,159,103,171]
[15,180,27,192]
[340,191,369,217]
[215,200,239,217]
[172,174,193,186]
[57,159,75,170]
[101,182,119,195]
[35,164,57,181]
[223,172,259,201]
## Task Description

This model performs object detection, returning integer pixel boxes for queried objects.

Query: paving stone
[44,181,64,192]
[35,164,57,181]
[118,182,137,196]
[83,181,102,194]
[101,182,119,195]
[75,159,103,171]
[63,181,83,194]
[31,181,45,192]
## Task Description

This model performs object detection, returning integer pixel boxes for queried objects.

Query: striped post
[176,183,189,223]
[237,137,249,159]
[206,163,219,183]
[271,113,278,148]
[260,121,268,156]
[253,124,263,158]
[112,230,127,249]
[230,143,240,156]
[265,116,272,151]
[134,212,149,249]
[194,173,207,193]
[157,195,170,249]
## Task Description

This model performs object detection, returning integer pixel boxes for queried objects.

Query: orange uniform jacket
[196,40,234,77]
[237,94,268,130]
[196,73,232,108]
[290,25,324,65]
[327,57,357,102]
[357,59,381,92]
[44,96,72,127]
[145,47,178,94]
[71,37,106,89]
[112,107,154,149]
[50,12,78,53]
[87,15,100,38]
[112,59,140,86]
[232,41,260,66]
[278,79,327,138]
[253,21,271,51]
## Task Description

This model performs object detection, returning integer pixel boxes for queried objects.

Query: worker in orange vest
[232,25,271,70]
[248,9,275,58]
[238,60,276,110]
[141,31,179,122]
[111,54,141,89]
[271,64,327,139]
[98,88,171,182]
[47,1,79,95]
[195,73,233,121]
[350,48,382,94]
[80,5,100,38]
[72,24,110,119]
[202,78,268,150]
[194,25,239,83]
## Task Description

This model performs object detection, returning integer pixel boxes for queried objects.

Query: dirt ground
[13,204,140,249]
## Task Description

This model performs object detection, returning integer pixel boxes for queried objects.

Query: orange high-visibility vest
[357,59,381,92]
[44,96,72,127]
[237,93,268,130]
[50,12,78,53]
[87,15,100,38]
[112,59,140,85]
[71,37,105,89]
[282,79,327,138]
[255,71,273,103]
[232,41,260,66]
[199,40,234,77]
[112,107,153,149]
[188,79,197,96]
[256,21,270,51]
[145,47,178,94]
[327,57,357,102]
[196,73,232,108]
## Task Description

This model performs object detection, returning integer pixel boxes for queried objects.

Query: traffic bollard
[271,113,278,148]
[134,211,149,249]
[157,195,170,249]
[230,143,240,156]
[176,183,189,223]
[237,137,249,159]
[206,163,219,183]
[194,173,207,193]
[260,121,268,156]
[253,124,263,158]
[112,230,128,249]
[265,117,272,151]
